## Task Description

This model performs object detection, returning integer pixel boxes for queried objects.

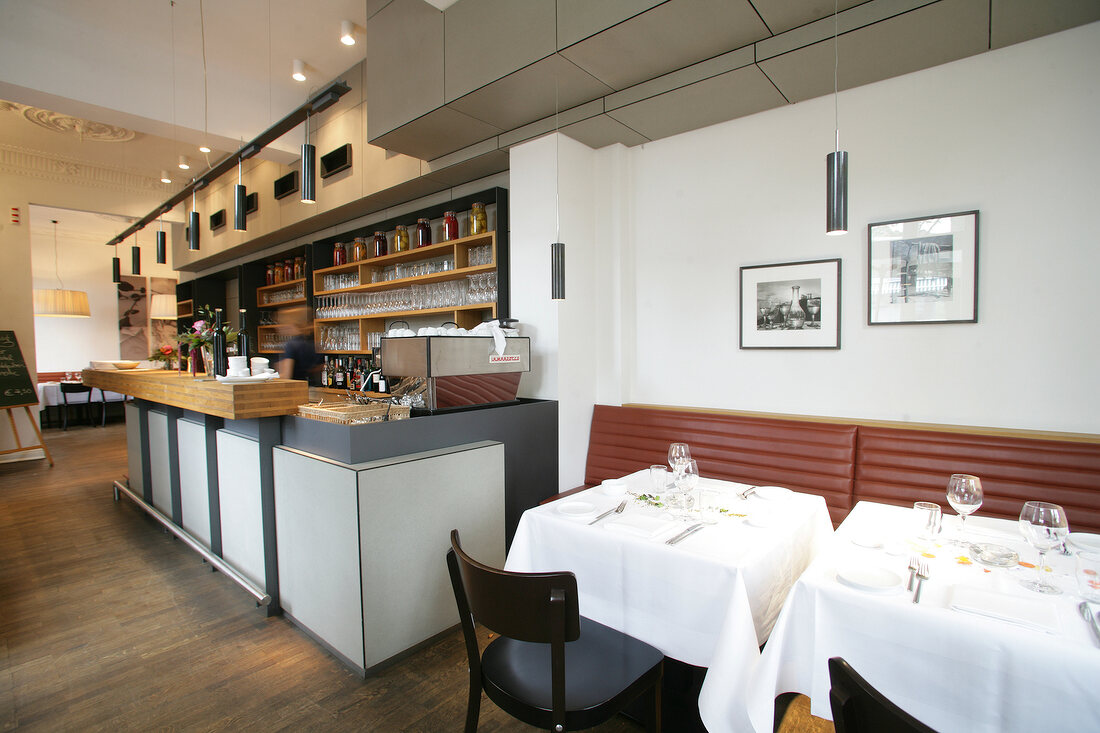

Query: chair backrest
[828,657,936,733]
[59,383,92,403]
[448,529,580,643]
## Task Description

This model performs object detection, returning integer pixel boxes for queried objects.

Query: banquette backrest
[585,405,858,525]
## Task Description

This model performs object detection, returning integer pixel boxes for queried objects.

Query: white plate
[850,533,884,549]
[1067,532,1100,553]
[836,566,903,593]
[598,479,628,497]
[556,500,597,517]
[753,486,791,500]
[215,372,276,384]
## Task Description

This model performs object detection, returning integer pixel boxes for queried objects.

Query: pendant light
[550,75,565,300]
[188,186,200,250]
[112,240,121,283]
[292,58,306,82]
[156,217,167,264]
[131,234,141,275]
[178,154,190,170]
[301,111,316,204]
[234,154,247,231]
[33,219,91,318]
[826,0,848,236]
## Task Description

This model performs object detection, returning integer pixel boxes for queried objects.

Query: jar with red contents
[273,261,284,284]
[333,242,347,266]
[372,231,387,258]
[416,218,432,248]
[265,264,275,286]
[283,259,293,282]
[443,211,458,241]
[293,256,304,280]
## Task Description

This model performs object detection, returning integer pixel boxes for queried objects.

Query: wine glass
[946,474,983,542]
[667,443,691,474]
[1018,500,1068,594]
[674,459,699,519]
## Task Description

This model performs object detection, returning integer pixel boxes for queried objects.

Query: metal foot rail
[112,479,272,607]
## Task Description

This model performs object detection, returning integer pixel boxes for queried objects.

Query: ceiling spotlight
[199,144,211,153]
[160,170,172,184]
[292,59,306,82]
[178,155,190,170]
[340,20,356,46]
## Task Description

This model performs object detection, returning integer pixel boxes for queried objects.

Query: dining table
[504,469,834,733]
[743,501,1100,732]
[37,381,127,407]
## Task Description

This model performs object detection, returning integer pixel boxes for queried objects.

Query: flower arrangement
[148,344,176,366]
[177,305,239,350]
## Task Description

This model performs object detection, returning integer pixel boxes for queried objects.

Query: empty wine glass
[1018,500,1068,594]
[674,459,699,519]
[667,443,691,474]
[946,474,983,542]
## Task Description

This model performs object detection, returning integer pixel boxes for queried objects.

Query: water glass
[1076,551,1100,602]
[649,465,669,494]
[699,487,721,524]
[913,501,942,541]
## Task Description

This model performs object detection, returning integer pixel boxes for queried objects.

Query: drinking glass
[667,443,691,473]
[913,501,942,542]
[699,487,721,524]
[1076,550,1100,602]
[946,474,983,541]
[1018,500,1068,594]
[649,465,670,495]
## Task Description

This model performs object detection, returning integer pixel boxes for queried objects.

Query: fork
[738,485,758,499]
[906,555,919,591]
[913,561,929,604]
[588,499,627,525]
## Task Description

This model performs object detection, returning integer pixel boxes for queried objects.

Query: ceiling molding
[0,100,138,142]
[0,142,168,193]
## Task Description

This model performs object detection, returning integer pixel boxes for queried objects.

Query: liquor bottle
[213,308,227,376]
[334,358,346,389]
[322,356,330,387]
[237,309,250,360]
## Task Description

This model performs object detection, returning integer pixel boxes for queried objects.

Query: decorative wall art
[739,258,841,349]
[118,275,147,359]
[868,210,978,325]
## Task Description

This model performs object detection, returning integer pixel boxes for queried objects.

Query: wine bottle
[334,357,346,389]
[213,308,227,376]
[237,309,251,360]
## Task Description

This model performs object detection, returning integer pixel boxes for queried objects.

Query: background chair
[828,657,936,733]
[59,383,103,430]
[447,529,663,732]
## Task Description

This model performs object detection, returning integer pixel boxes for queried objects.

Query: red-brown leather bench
[575,404,1100,534]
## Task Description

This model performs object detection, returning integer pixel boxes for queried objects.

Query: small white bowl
[599,479,628,497]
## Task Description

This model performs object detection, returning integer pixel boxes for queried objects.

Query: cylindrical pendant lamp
[550,242,565,300]
[826,150,848,235]
[234,157,247,231]
[112,255,121,283]
[188,189,200,250]
[301,112,316,204]
[156,229,167,264]
[131,242,141,275]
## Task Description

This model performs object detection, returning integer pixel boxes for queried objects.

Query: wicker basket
[298,401,411,425]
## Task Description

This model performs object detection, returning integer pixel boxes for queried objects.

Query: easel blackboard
[0,331,53,466]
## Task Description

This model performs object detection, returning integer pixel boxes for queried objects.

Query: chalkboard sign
[0,331,38,408]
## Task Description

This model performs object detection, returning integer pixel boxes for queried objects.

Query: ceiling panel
[368,106,500,161]
[562,113,650,149]
[559,0,771,91]
[759,0,990,104]
[446,54,614,132]
[991,0,1100,49]
[555,0,666,48]
[366,0,445,137]
[607,64,787,142]
[752,0,870,35]
[422,149,510,188]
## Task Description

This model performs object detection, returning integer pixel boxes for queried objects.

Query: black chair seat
[828,657,937,733]
[483,615,664,722]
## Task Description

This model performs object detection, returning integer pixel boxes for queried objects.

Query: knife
[1080,602,1100,646]
[666,523,704,545]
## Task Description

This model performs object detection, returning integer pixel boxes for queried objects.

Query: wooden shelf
[257,277,307,293]
[177,299,194,318]
[312,231,495,277]
[314,302,495,323]
[257,297,306,309]
[313,263,496,296]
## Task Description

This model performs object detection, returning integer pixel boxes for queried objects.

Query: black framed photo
[739,258,841,349]
[867,210,978,325]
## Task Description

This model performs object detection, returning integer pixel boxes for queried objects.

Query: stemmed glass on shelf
[946,474,983,543]
[1018,500,1069,594]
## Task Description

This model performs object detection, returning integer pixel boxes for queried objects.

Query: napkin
[948,585,1059,634]
[605,514,676,539]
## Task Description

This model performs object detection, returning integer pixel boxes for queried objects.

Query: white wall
[511,21,1100,489]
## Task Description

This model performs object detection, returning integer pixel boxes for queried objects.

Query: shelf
[314,302,496,324]
[177,299,194,319]
[313,263,496,297]
[312,231,495,277]
[257,297,306,309]
[257,277,307,294]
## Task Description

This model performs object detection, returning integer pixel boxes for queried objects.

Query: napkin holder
[381,335,530,411]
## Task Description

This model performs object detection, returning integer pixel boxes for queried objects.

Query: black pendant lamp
[156,218,167,264]
[131,235,141,275]
[550,76,565,301]
[301,111,316,204]
[188,187,200,250]
[826,0,848,236]
[112,242,121,284]
[234,156,247,231]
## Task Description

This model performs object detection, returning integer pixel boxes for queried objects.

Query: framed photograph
[739,258,841,349]
[868,210,978,325]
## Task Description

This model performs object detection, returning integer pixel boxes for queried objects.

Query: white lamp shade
[150,294,177,320]
[34,289,91,318]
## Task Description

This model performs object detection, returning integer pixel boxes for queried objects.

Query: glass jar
[283,259,293,282]
[443,211,458,241]
[294,256,304,280]
[416,218,432,248]
[333,242,347,266]
[273,261,284,284]
[372,231,388,259]
[394,225,410,252]
[470,202,487,235]
[350,237,366,262]
[265,264,275,286]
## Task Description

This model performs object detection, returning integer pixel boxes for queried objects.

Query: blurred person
[277,306,321,381]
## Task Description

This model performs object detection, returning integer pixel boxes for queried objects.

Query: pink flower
[192,320,206,332]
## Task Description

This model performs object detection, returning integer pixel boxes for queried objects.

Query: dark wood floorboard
[0,422,830,732]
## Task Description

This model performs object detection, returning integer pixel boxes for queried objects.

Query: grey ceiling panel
[497,99,605,148]
[562,114,650,149]
[446,54,614,132]
[444,0,557,102]
[759,0,990,104]
[756,0,937,60]
[366,0,445,138]
[607,64,787,142]
[605,46,754,111]
[423,149,511,188]
[991,0,1100,49]
[369,106,501,161]
[558,0,771,91]
[555,0,666,48]
[752,0,874,35]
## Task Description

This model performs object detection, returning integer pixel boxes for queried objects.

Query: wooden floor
[0,422,832,732]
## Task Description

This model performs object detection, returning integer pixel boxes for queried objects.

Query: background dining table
[505,470,833,733]
[744,501,1100,732]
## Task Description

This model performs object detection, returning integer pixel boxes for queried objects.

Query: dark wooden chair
[59,383,103,430]
[447,529,664,732]
[828,657,937,733]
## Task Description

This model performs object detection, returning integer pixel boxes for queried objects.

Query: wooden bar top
[83,368,308,420]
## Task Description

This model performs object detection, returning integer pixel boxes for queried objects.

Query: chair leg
[62,405,69,431]
[464,681,481,733]
[645,681,662,733]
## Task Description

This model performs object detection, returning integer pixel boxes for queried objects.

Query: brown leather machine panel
[856,426,1100,534]
[584,405,857,525]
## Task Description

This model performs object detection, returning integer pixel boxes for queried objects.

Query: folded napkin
[605,514,676,539]
[948,585,1059,634]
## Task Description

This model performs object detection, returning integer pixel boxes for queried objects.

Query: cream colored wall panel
[759,0,989,103]
[444,0,557,101]
[241,158,281,234]
[366,0,445,137]
[314,106,365,210]
[556,0,665,48]
[991,0,1100,48]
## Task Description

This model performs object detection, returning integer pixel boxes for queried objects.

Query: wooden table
[82,369,307,420]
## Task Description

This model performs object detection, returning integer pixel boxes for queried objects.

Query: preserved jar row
[329,202,488,266]
[265,257,305,285]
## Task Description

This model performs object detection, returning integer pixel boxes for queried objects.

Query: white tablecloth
[745,501,1100,732]
[505,471,833,733]
[37,382,127,407]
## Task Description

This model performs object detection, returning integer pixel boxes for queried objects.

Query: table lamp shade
[149,294,177,320]
[34,288,91,317]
